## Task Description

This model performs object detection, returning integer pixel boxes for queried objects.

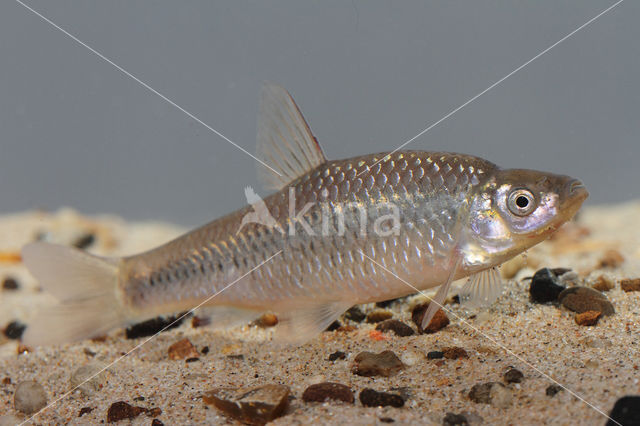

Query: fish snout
[565,178,589,203]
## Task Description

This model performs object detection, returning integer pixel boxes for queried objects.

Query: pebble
[545,384,563,397]
[597,249,625,269]
[325,320,342,331]
[375,319,415,337]
[352,350,405,377]
[78,407,94,417]
[591,275,615,292]
[575,310,602,326]
[254,313,278,327]
[468,382,511,407]
[14,380,48,414]
[2,277,19,291]
[620,278,640,292]
[106,401,146,423]
[203,384,290,425]
[442,412,469,426]
[3,320,26,340]
[328,351,346,361]
[126,313,188,339]
[302,382,354,404]
[529,268,566,303]
[606,396,640,426]
[558,286,615,315]
[411,302,450,333]
[359,388,405,408]
[152,419,165,426]
[70,363,106,395]
[442,347,468,359]
[379,417,395,423]
[427,351,444,359]
[168,338,199,360]
[344,306,366,322]
[191,316,211,328]
[366,310,393,323]
[503,368,524,384]
[73,233,96,249]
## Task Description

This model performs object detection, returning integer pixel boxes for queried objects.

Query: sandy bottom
[1,204,639,425]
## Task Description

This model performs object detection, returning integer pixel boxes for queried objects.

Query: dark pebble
[443,412,469,426]
[325,320,342,331]
[352,350,405,377]
[529,268,566,303]
[4,320,26,340]
[366,310,393,323]
[185,357,200,363]
[201,346,210,355]
[126,312,189,339]
[328,351,346,361]
[504,368,524,384]
[344,306,366,323]
[203,384,290,425]
[427,351,444,359]
[606,396,640,426]
[2,277,19,290]
[375,319,415,337]
[558,286,615,315]
[359,388,405,408]
[545,384,563,397]
[73,233,96,249]
[412,302,449,333]
[442,347,468,359]
[106,401,146,423]
[133,396,145,401]
[302,382,354,404]
[152,419,165,426]
[380,417,395,423]
[78,406,94,417]
[620,278,640,292]
[468,382,507,404]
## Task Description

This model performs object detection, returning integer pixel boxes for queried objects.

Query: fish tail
[21,242,127,346]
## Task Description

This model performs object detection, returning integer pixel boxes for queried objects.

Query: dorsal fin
[257,83,327,190]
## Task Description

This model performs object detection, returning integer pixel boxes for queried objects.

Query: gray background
[0,1,637,227]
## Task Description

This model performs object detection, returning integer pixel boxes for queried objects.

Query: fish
[21,84,588,346]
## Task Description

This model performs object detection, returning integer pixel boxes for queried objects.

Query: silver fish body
[21,84,588,346]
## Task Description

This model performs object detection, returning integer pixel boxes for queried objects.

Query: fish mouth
[557,178,588,223]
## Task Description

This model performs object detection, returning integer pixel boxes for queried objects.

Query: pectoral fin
[421,254,463,330]
[458,267,504,308]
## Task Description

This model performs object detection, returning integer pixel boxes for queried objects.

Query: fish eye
[507,188,536,216]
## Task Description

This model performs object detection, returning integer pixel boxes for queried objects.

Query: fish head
[464,168,588,266]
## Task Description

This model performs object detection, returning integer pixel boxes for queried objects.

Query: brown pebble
[2,377,11,385]
[375,319,415,337]
[152,419,164,426]
[78,407,94,417]
[558,286,615,316]
[203,384,290,425]
[302,382,354,404]
[411,302,449,333]
[366,310,393,323]
[620,278,640,292]
[592,275,615,292]
[359,388,404,408]
[575,310,602,326]
[442,347,468,359]
[469,382,500,404]
[106,401,146,423]
[328,351,346,361]
[146,407,162,417]
[167,338,199,360]
[191,316,211,328]
[352,350,405,377]
[254,313,278,327]
[2,277,19,290]
[504,368,524,384]
[597,249,625,269]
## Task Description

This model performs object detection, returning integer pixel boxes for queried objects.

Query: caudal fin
[21,242,127,346]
